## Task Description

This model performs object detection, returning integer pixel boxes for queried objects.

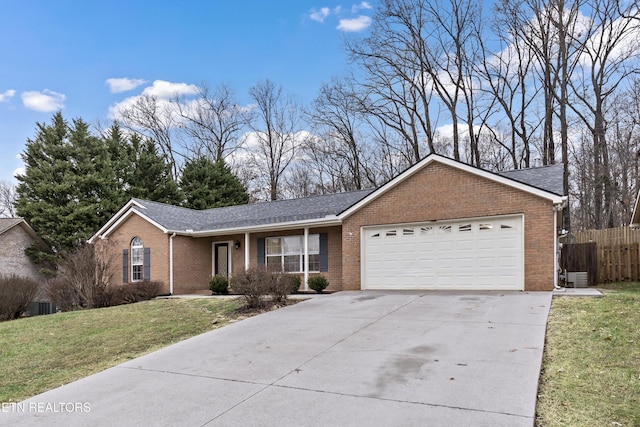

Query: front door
[214,243,230,278]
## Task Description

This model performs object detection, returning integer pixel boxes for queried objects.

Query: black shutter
[319,233,328,272]
[143,247,151,282]
[257,238,265,265]
[122,249,129,283]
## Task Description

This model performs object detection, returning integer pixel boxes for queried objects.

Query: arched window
[131,237,143,281]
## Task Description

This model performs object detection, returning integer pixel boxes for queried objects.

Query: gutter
[170,216,342,238]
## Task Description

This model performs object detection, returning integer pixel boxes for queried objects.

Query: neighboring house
[0,218,50,282]
[89,154,567,294]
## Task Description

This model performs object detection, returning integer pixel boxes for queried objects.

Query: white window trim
[266,234,320,273]
[131,237,143,282]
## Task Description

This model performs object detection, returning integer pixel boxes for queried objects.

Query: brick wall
[0,225,46,283]
[106,214,171,294]
[342,163,556,291]
[172,235,212,294]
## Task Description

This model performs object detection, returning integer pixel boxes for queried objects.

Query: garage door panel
[363,215,523,290]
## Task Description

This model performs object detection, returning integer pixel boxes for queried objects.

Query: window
[131,237,143,281]
[403,228,415,236]
[385,229,397,237]
[439,225,452,233]
[420,226,433,235]
[479,223,493,231]
[266,235,320,272]
[458,224,472,232]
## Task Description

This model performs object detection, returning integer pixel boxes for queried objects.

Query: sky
[0,0,376,184]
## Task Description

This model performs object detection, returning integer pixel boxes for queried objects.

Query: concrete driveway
[2,291,551,427]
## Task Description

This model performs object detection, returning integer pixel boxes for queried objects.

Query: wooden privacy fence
[563,227,640,284]
[560,242,598,286]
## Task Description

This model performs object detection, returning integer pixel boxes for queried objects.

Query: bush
[105,281,164,306]
[308,275,329,293]
[231,266,274,309]
[0,274,40,321]
[209,275,229,295]
[46,242,116,311]
[271,273,301,304]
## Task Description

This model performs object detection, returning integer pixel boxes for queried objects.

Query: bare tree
[247,79,301,201]
[0,181,17,217]
[173,82,251,162]
[305,77,375,191]
[480,0,541,169]
[423,0,485,163]
[346,0,438,163]
[117,94,181,178]
[567,0,640,228]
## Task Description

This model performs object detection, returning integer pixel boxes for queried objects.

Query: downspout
[553,207,558,289]
[244,232,250,270]
[169,233,176,295]
[304,227,309,291]
[553,204,563,290]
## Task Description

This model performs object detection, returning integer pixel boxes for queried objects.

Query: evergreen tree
[126,134,183,204]
[103,124,183,205]
[180,157,249,209]
[16,113,120,253]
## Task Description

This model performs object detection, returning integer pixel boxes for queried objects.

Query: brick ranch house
[89,154,567,294]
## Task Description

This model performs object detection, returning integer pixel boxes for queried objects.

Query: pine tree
[16,113,120,253]
[102,124,183,205]
[126,135,183,204]
[180,157,249,209]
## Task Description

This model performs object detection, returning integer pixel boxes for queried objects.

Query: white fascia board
[183,216,342,237]
[88,199,147,243]
[91,207,168,241]
[339,154,566,219]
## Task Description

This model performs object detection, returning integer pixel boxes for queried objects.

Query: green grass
[536,283,640,426]
[0,298,245,402]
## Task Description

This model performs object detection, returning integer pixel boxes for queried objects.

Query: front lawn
[536,283,640,426]
[0,298,245,402]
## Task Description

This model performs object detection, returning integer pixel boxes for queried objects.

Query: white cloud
[141,80,198,99]
[21,89,65,112]
[0,89,16,102]
[352,1,372,13]
[106,77,147,93]
[13,167,25,178]
[108,80,199,121]
[337,15,372,32]
[310,7,330,23]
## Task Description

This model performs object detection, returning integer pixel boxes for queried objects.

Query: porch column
[244,232,250,270]
[304,227,309,291]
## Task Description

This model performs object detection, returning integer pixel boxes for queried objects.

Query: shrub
[106,281,164,306]
[0,274,40,321]
[209,275,229,295]
[308,275,329,293]
[46,242,117,311]
[271,273,301,304]
[285,275,301,294]
[231,266,274,309]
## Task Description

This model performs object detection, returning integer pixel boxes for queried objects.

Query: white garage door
[362,215,524,290]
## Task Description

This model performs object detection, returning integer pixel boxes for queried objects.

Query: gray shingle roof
[134,189,374,232]
[122,160,564,235]
[498,163,565,196]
